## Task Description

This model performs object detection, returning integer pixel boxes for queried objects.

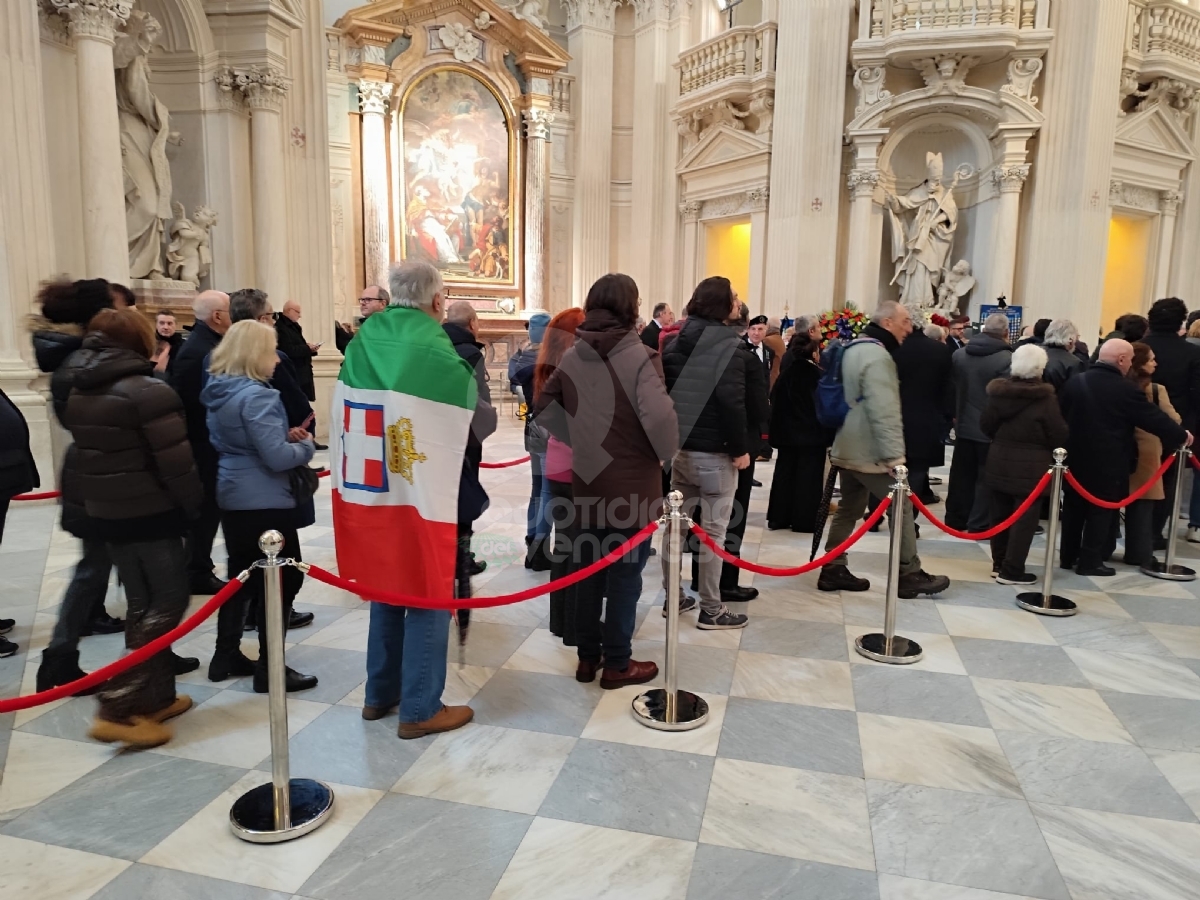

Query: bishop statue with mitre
[886,151,959,308]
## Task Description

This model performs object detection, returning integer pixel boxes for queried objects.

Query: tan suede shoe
[397,705,473,740]
[149,695,194,723]
[89,715,172,749]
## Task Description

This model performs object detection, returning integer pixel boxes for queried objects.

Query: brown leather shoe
[149,695,193,723]
[362,704,397,721]
[398,705,473,740]
[599,659,658,690]
[576,659,601,683]
[89,715,172,749]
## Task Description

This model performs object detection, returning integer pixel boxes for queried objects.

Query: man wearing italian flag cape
[331,261,477,738]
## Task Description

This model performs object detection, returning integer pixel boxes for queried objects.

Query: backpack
[814,338,882,429]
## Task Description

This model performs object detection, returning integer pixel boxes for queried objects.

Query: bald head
[193,290,231,335]
[445,299,479,336]
[282,299,301,323]
[1099,338,1134,374]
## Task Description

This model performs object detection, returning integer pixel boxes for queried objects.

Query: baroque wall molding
[48,0,132,43]
[1000,57,1043,106]
[1109,179,1161,211]
[561,0,620,31]
[853,66,891,116]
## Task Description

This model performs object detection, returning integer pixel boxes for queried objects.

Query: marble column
[564,0,619,304]
[630,0,673,307]
[990,164,1031,305]
[844,170,884,311]
[1017,0,1127,341]
[242,67,291,302]
[747,190,770,308]
[762,0,852,317]
[1156,191,1182,300]
[679,201,702,292]
[52,0,130,283]
[358,80,393,290]
[524,106,554,312]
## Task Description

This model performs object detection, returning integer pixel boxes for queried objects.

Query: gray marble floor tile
[538,739,714,840]
[841,594,950,634]
[17,684,222,743]
[867,780,1070,899]
[299,794,530,900]
[739,618,849,660]
[1040,616,1174,658]
[717,697,862,776]
[953,638,1090,687]
[1032,802,1200,900]
[851,666,990,726]
[452,621,536,668]
[258,704,435,790]
[686,844,880,900]
[631,640,739,694]
[1112,594,1200,627]
[1100,692,1200,752]
[998,731,1196,822]
[1,752,245,860]
[469,669,603,736]
[229,644,368,704]
[91,864,292,900]
[931,579,1042,610]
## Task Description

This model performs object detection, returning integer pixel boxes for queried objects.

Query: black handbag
[524,415,550,455]
[288,465,321,504]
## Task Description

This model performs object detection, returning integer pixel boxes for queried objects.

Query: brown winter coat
[1131,382,1181,501]
[536,309,680,528]
[980,377,1069,495]
[764,331,786,391]
[62,336,203,541]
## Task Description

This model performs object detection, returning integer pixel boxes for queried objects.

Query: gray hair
[906,304,928,329]
[1011,343,1048,380]
[871,300,903,325]
[794,314,818,334]
[192,290,228,324]
[389,261,443,310]
[445,299,477,326]
[229,288,271,323]
[982,313,1010,338]
[1043,318,1078,348]
[924,323,945,341]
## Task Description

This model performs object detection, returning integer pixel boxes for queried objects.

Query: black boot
[253,663,318,693]
[36,647,101,695]
[525,536,552,572]
[209,595,253,682]
[208,650,255,682]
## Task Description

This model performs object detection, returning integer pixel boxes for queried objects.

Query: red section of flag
[343,402,352,432]
[362,458,384,490]
[364,406,384,438]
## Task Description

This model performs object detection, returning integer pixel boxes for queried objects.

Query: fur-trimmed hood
[986,377,1054,400]
[28,315,86,374]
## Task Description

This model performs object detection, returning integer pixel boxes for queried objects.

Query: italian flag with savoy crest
[331,306,477,598]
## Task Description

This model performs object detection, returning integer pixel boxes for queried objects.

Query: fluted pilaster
[358,80,393,289]
[523,106,554,313]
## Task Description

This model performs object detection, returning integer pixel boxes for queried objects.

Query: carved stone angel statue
[166,203,218,287]
[936,259,976,313]
[495,0,546,29]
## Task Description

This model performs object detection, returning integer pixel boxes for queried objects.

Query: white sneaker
[1187,527,1200,544]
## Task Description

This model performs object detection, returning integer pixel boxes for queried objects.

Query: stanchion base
[854,633,923,665]
[632,688,709,731]
[1140,561,1197,582]
[1015,592,1078,617]
[230,779,335,844]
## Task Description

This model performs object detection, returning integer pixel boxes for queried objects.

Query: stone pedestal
[130,278,197,314]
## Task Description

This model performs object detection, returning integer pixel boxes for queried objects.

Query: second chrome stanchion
[1017,449,1077,616]
[1142,445,1196,582]
[633,491,709,730]
[854,466,923,664]
[230,530,335,843]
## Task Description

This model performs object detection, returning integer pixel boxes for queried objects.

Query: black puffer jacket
[952,333,1013,442]
[736,341,770,456]
[1042,344,1086,393]
[980,378,1069,495]
[662,316,747,456]
[770,349,830,449]
[63,336,203,541]
[0,389,39,501]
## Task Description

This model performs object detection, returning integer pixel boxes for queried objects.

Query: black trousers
[989,487,1042,578]
[219,509,303,664]
[766,446,825,533]
[546,479,578,646]
[720,459,756,590]
[947,439,991,531]
[1152,457,1180,543]
[187,460,223,583]
[1124,498,1156,566]
[1061,486,1117,570]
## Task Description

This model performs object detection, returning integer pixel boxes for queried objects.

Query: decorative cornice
[523,107,555,141]
[1109,179,1161,211]
[847,169,882,198]
[358,80,394,116]
[991,164,1031,194]
[561,0,620,31]
[49,0,132,43]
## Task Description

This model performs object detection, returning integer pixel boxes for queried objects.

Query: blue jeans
[527,452,547,539]
[365,602,451,723]
[574,526,652,671]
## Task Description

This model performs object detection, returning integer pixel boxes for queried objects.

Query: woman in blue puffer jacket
[201,320,318,692]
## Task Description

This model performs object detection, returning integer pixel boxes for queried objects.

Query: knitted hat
[528,312,551,344]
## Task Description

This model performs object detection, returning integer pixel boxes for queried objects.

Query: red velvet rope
[1064,454,1176,510]
[1190,453,1200,473]
[479,455,531,469]
[0,575,248,714]
[689,495,893,576]
[910,472,1052,540]
[10,490,61,501]
[304,519,660,609]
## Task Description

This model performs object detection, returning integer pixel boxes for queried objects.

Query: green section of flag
[339,306,477,410]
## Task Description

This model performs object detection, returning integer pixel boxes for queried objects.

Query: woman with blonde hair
[201,320,318,691]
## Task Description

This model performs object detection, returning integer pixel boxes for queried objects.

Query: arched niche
[139,0,215,57]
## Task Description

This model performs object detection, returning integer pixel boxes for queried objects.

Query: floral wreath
[817,304,868,346]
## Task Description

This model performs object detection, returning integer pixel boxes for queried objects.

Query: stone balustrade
[678,21,777,99]
[551,74,574,115]
[861,0,1045,37]
[1128,0,1200,81]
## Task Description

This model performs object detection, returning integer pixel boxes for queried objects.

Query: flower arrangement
[817,304,868,346]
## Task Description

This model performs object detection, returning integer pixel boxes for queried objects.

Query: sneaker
[0,618,14,635]
[398,704,473,739]
[897,569,951,599]
[1076,564,1116,577]
[990,565,999,579]
[662,595,699,617]
[89,715,172,749]
[1188,527,1200,544]
[996,572,1038,585]
[0,636,17,658]
[697,606,749,630]
[817,564,871,592]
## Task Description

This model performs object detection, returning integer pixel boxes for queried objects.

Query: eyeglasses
[359,297,376,304]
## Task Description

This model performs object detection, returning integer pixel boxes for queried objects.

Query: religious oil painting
[400,67,515,285]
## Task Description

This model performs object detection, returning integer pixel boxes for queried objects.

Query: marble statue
[496,0,546,30]
[438,22,481,63]
[936,259,976,313]
[114,10,175,281]
[886,152,965,308]
[166,203,218,287]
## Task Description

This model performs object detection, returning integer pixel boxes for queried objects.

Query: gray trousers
[825,469,921,576]
[47,538,113,654]
[663,450,737,615]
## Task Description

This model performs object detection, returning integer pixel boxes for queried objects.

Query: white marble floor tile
[1064,647,1200,700]
[844,627,968,676]
[918,555,996,584]
[1067,590,1136,621]
[746,589,844,624]
[877,874,1042,900]
[0,834,130,900]
[700,758,875,871]
[140,774,383,894]
[502,628,579,676]
[490,817,695,900]
[1146,748,1200,819]
[1032,802,1200,900]
[1090,573,1194,598]
[937,606,1057,645]
[1144,622,1200,660]
[580,686,728,756]
[0,732,115,816]
[299,609,370,652]
[858,713,1022,798]
[730,651,855,710]
[12,658,72,728]
[972,678,1134,744]
[635,611,744,649]
[393,723,575,814]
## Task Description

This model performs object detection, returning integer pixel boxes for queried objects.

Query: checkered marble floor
[3,417,1200,900]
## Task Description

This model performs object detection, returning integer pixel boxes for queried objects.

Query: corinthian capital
[561,0,620,31]
[991,164,1031,194]
[631,0,674,27]
[239,66,291,112]
[358,81,394,116]
[523,107,555,141]
[49,0,132,43]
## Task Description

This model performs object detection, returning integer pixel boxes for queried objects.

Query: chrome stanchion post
[1143,445,1196,582]
[230,531,335,843]
[1017,449,1077,615]
[633,491,709,730]
[855,465,923,664]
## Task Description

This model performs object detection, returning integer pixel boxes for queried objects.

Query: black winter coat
[769,349,829,449]
[736,341,771,456]
[662,316,747,457]
[0,388,39,501]
[741,336,773,389]
[952,333,1013,442]
[275,315,316,401]
[168,320,224,476]
[980,378,1069,495]
[444,321,496,524]
[1042,344,1086,393]
[894,329,954,468]
[640,320,663,352]
[1140,330,1200,433]
[1060,362,1188,499]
